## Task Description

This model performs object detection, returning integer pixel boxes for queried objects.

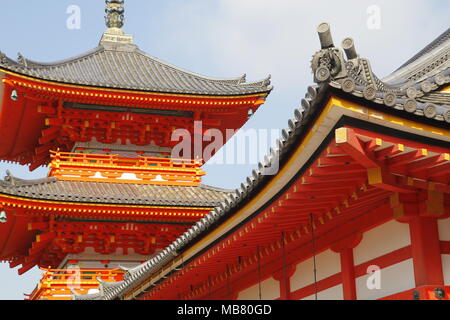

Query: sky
[0,0,448,300]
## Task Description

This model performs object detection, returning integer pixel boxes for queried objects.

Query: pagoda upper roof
[0,171,230,207]
[0,40,272,96]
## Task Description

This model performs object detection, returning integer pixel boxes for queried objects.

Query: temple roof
[387,27,450,81]
[0,40,271,96]
[310,25,449,122]
[72,24,450,301]
[0,171,230,207]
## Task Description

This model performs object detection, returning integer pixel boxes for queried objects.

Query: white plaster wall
[442,254,450,286]
[301,284,344,300]
[355,259,415,300]
[237,277,280,300]
[438,218,450,241]
[354,220,411,265]
[290,249,341,292]
[440,219,450,286]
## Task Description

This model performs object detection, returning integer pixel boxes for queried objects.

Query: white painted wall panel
[290,249,341,292]
[354,220,410,265]
[237,277,280,300]
[301,284,344,300]
[355,259,415,300]
[438,218,450,241]
[442,254,450,286]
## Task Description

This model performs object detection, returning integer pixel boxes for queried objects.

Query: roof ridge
[395,28,450,71]
[134,48,267,85]
[197,184,233,193]
[0,171,56,187]
[8,46,105,69]
[0,44,272,95]
[382,28,450,84]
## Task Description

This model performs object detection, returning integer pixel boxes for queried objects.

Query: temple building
[0,1,271,300]
[0,2,449,301]
[71,24,449,300]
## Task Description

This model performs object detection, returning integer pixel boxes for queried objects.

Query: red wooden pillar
[340,248,357,300]
[409,216,443,286]
[331,234,362,300]
[273,265,295,300]
[228,292,238,300]
[394,191,445,287]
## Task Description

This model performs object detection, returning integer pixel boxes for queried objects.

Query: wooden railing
[49,151,205,186]
[28,268,125,300]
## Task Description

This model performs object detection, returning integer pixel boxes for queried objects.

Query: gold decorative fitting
[105,0,125,29]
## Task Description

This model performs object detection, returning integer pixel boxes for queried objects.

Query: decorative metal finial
[100,0,133,44]
[105,0,125,29]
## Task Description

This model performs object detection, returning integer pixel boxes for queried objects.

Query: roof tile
[0,43,272,96]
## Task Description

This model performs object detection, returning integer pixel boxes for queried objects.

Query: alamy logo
[366,265,381,290]
[66,5,81,30]
[66,266,82,291]
[366,5,381,30]
[171,122,281,176]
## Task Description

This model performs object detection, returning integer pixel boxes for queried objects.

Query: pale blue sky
[0,0,448,300]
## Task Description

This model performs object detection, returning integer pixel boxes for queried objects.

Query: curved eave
[328,81,450,127]
[0,192,216,223]
[1,68,272,99]
[0,213,36,262]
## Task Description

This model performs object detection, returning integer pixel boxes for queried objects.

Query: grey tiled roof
[72,24,450,301]
[310,25,450,123]
[0,172,230,207]
[0,42,272,96]
[395,28,450,73]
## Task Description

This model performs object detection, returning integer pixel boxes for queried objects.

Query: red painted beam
[37,105,56,114]
[374,144,404,160]
[317,155,356,166]
[386,150,426,167]
[18,261,38,275]
[36,233,55,243]
[354,246,411,278]
[335,128,379,169]
[339,249,356,300]
[408,216,444,286]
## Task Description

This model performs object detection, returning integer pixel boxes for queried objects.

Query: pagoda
[0,1,271,300]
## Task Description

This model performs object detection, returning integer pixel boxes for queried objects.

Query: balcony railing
[27,268,125,300]
[49,151,205,186]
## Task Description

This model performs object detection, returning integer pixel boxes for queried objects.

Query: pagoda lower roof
[0,41,272,96]
[0,172,230,207]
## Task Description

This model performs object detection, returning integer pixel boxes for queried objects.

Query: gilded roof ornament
[105,0,125,29]
[101,0,133,44]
